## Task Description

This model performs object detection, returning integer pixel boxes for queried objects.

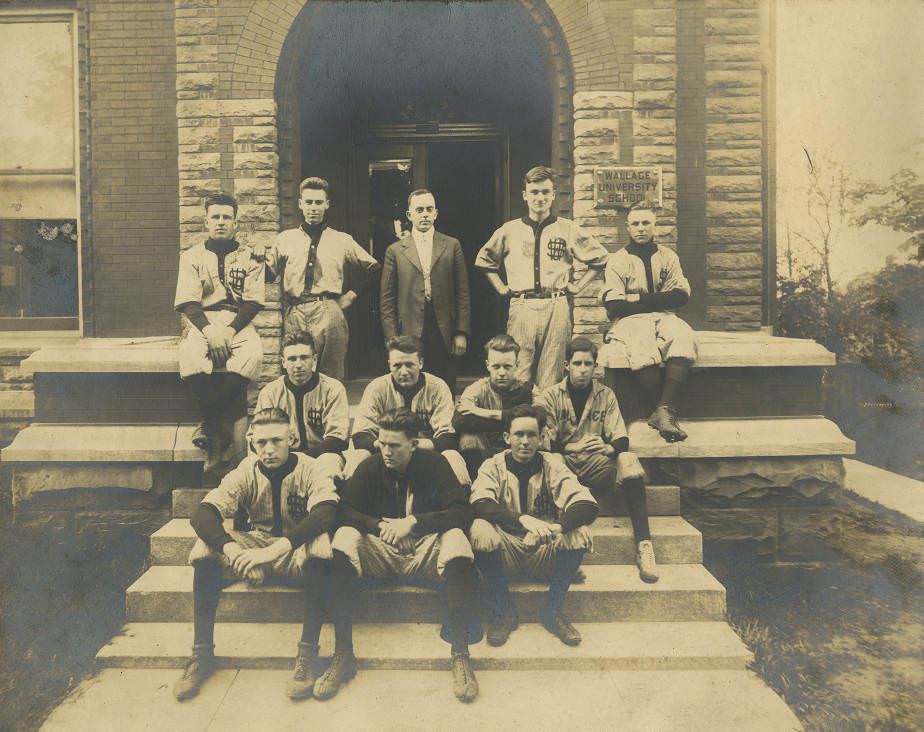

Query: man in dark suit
[380,189,471,394]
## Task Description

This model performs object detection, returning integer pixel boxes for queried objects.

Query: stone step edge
[96,621,752,671]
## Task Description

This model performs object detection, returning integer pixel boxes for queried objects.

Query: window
[0,13,80,330]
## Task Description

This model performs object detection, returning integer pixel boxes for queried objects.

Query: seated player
[173,408,339,702]
[599,201,696,441]
[469,404,599,647]
[255,330,349,477]
[538,336,658,584]
[347,335,469,486]
[174,193,265,477]
[316,408,480,703]
[452,334,539,479]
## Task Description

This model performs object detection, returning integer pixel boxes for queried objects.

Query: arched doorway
[276,0,572,376]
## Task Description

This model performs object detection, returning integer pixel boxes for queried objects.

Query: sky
[775,0,924,283]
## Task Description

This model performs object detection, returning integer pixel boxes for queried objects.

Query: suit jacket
[380,230,471,350]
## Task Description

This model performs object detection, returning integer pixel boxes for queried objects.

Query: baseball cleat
[485,601,519,647]
[313,650,356,701]
[286,642,320,700]
[636,539,659,583]
[451,651,479,703]
[173,644,216,701]
[541,610,581,646]
[647,404,688,442]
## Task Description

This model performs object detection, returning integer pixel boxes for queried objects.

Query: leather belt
[297,292,337,303]
[510,289,567,300]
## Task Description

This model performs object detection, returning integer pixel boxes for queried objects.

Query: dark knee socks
[300,558,329,646]
[622,476,651,542]
[605,368,646,422]
[546,550,585,616]
[660,357,690,408]
[328,551,357,654]
[443,557,477,655]
[636,365,663,412]
[187,372,249,423]
[474,550,511,612]
[192,558,223,647]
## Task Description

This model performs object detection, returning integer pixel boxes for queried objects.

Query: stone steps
[169,483,682,518]
[97,621,751,671]
[126,563,726,623]
[149,516,703,567]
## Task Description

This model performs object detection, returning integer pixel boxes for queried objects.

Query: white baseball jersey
[537,378,628,447]
[255,374,350,452]
[202,453,339,534]
[267,226,379,298]
[174,241,266,310]
[458,376,541,414]
[352,373,455,441]
[600,243,691,305]
[475,216,608,292]
[470,450,596,521]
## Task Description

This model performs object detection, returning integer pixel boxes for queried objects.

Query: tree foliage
[850,168,924,262]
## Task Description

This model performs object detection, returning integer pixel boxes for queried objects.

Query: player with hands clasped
[174,194,265,477]
[174,408,339,702]
[469,404,599,647]
[475,166,609,389]
[537,336,658,583]
[318,408,481,703]
[599,201,696,442]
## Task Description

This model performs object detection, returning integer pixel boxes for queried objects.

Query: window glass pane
[0,20,75,171]
[0,175,76,219]
[0,219,79,318]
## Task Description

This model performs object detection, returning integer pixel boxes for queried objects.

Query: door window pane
[0,219,79,318]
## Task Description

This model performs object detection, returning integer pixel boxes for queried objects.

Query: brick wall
[87,0,180,336]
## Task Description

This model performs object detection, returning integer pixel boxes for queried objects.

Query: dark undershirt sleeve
[452,412,504,434]
[191,502,234,552]
[472,498,522,532]
[352,432,376,453]
[176,302,210,332]
[559,500,599,533]
[284,501,337,549]
[432,433,459,452]
[606,289,688,319]
[610,436,629,456]
[229,301,263,332]
[316,437,348,456]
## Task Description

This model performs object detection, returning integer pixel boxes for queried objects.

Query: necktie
[301,223,326,295]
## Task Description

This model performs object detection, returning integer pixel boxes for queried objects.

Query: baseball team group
[171,165,698,704]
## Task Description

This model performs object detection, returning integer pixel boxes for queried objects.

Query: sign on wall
[594,166,662,208]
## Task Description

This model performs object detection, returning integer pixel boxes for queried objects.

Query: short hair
[503,403,547,432]
[484,333,520,357]
[523,166,555,188]
[282,330,317,353]
[386,335,424,358]
[250,407,290,428]
[298,177,331,197]
[205,193,238,217]
[377,408,420,439]
[626,200,657,216]
[407,188,435,209]
[565,336,598,362]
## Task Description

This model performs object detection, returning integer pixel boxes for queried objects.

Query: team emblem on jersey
[226,266,247,296]
[306,407,324,433]
[659,267,670,291]
[415,407,433,425]
[547,237,567,261]
[286,492,308,522]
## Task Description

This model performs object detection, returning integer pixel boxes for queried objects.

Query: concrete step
[126,563,726,623]
[0,389,34,419]
[97,620,751,671]
[171,484,682,518]
[0,423,205,463]
[42,668,803,732]
[627,416,855,458]
[150,516,702,567]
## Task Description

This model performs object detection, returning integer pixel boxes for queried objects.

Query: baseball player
[347,335,470,486]
[255,330,349,477]
[537,336,658,583]
[475,166,609,389]
[469,403,598,646]
[173,407,339,702]
[174,193,265,477]
[266,177,381,380]
[316,408,480,703]
[452,333,540,479]
[599,201,696,442]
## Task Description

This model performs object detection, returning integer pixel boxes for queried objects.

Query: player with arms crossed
[348,335,469,486]
[266,177,380,380]
[452,334,540,480]
[255,330,349,477]
[599,201,696,442]
[475,166,609,389]
[173,408,339,702]
[174,193,265,476]
[469,404,599,647]
[316,408,481,703]
[538,336,658,583]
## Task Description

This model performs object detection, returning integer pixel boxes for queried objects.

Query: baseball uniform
[599,241,696,370]
[453,376,540,455]
[174,240,266,382]
[266,225,381,380]
[351,372,470,485]
[475,216,608,388]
